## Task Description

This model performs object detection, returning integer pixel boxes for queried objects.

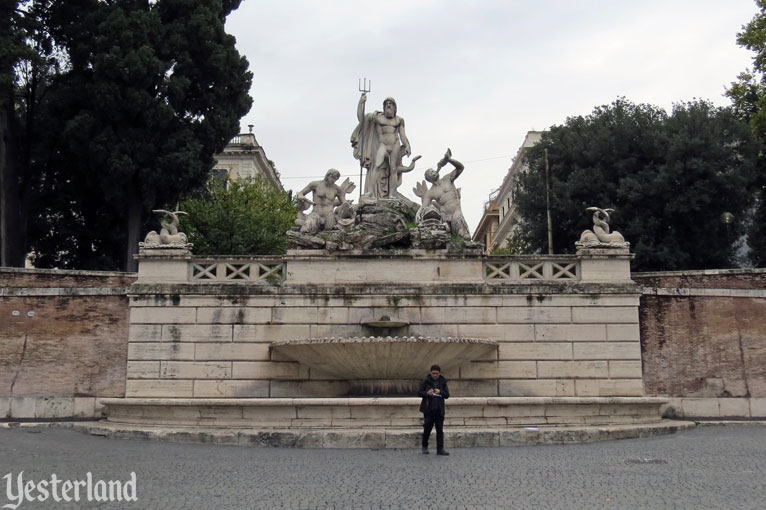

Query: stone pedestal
[576,243,633,283]
[135,245,193,283]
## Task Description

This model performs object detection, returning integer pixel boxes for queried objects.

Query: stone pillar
[135,245,193,283]
[576,244,633,283]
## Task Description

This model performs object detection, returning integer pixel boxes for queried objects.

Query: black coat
[418,375,449,416]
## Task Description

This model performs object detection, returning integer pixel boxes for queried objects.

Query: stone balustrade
[190,257,285,283]
[135,252,631,285]
[484,256,579,282]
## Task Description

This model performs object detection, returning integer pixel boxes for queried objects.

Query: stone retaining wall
[635,269,766,402]
[2,264,765,421]
[0,268,135,418]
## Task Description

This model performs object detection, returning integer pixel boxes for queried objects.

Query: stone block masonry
[126,252,645,399]
[5,263,765,421]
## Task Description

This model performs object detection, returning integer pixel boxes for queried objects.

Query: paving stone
[4,424,764,509]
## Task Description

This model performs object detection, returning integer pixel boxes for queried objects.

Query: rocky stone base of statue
[288,198,484,252]
[287,198,412,251]
[409,218,448,250]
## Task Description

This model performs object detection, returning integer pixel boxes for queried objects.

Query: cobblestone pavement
[0,425,764,509]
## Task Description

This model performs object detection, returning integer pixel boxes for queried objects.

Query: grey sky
[226,0,758,234]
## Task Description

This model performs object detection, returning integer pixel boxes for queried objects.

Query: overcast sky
[226,0,759,234]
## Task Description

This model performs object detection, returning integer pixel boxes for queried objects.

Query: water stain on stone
[167,326,181,342]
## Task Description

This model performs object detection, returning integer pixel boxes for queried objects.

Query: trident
[358,78,371,200]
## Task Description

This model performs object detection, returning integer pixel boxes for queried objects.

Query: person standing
[418,364,450,456]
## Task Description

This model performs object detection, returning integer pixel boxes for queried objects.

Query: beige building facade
[490,130,543,251]
[213,130,283,189]
[472,190,500,253]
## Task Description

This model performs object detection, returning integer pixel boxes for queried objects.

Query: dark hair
[430,365,441,372]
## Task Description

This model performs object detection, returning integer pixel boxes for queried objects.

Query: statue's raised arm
[436,148,463,182]
[357,92,367,123]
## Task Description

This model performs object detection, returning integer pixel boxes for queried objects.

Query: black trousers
[422,411,444,449]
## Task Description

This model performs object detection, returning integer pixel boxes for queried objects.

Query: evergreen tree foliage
[0,0,58,267]
[515,99,759,271]
[727,0,766,266]
[180,178,296,256]
[3,0,252,270]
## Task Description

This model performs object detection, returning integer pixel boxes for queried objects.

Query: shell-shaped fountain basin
[270,336,498,381]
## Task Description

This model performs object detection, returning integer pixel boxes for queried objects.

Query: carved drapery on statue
[351,111,398,198]
[350,112,379,191]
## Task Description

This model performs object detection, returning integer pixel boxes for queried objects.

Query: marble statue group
[137,87,628,256]
[287,91,476,251]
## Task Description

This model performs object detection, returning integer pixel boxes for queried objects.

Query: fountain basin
[271,336,497,394]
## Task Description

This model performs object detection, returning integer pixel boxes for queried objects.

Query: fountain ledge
[270,336,497,345]
[100,397,671,407]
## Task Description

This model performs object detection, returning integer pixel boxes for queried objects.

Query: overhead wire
[278,154,513,180]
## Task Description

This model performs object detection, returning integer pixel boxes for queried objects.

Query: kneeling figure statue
[413,149,470,240]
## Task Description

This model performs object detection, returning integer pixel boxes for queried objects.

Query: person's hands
[427,389,435,396]
[360,92,367,102]
[433,389,440,395]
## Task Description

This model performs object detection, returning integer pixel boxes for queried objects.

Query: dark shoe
[422,447,429,454]
[436,449,449,456]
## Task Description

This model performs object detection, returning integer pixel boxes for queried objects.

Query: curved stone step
[73,420,695,448]
[99,396,670,428]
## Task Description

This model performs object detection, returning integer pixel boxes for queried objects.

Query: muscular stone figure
[351,93,413,199]
[297,169,347,235]
[416,149,470,240]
